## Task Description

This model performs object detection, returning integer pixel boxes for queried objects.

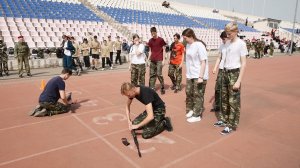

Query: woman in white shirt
[182,28,209,123]
[129,34,146,86]
[217,22,247,135]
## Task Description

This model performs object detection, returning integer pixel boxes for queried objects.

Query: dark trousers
[72,57,83,71]
[83,56,90,68]
[115,50,122,64]
[110,52,113,64]
[102,57,112,68]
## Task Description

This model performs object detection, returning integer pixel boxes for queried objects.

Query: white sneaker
[101,68,105,71]
[185,110,194,118]
[187,116,201,123]
[110,67,113,70]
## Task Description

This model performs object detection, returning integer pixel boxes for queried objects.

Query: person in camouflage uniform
[259,38,265,58]
[30,69,75,117]
[129,34,146,86]
[14,36,31,78]
[254,39,260,59]
[213,22,247,135]
[269,39,275,57]
[0,37,9,77]
[147,27,167,94]
[121,82,173,139]
[168,33,185,93]
[245,39,251,58]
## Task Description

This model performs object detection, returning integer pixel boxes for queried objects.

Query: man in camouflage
[254,39,260,59]
[0,37,9,77]
[168,33,185,93]
[259,38,265,58]
[147,27,167,94]
[14,36,31,78]
[121,82,173,139]
[30,69,75,117]
[246,39,251,58]
[269,39,275,57]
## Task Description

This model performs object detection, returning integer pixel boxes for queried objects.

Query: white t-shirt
[218,43,229,70]
[130,44,146,64]
[63,41,71,56]
[223,38,248,69]
[185,41,209,80]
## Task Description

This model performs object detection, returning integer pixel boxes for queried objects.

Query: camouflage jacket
[0,42,7,54]
[14,42,30,57]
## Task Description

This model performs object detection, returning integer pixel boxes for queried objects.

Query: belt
[223,68,240,73]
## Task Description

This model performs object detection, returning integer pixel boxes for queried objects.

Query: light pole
[289,0,299,55]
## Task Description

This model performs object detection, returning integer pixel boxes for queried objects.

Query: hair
[94,35,97,39]
[83,38,88,43]
[150,27,157,33]
[117,36,120,38]
[225,22,239,32]
[174,33,180,39]
[61,68,72,75]
[182,28,207,48]
[70,36,75,40]
[120,82,135,95]
[220,31,227,39]
[132,34,140,40]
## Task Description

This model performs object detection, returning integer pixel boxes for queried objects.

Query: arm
[126,98,133,129]
[162,46,166,65]
[59,90,69,105]
[197,60,206,83]
[212,55,221,74]
[131,103,154,130]
[14,44,18,58]
[233,56,246,90]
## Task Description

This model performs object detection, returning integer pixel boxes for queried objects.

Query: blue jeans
[63,55,75,70]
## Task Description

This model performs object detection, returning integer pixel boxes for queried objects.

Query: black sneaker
[27,73,32,77]
[220,127,232,135]
[33,108,48,117]
[5,73,9,76]
[0,73,2,77]
[67,92,72,101]
[164,117,173,132]
[213,121,225,127]
[19,74,23,78]
[161,88,165,95]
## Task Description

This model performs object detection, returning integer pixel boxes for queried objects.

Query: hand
[212,68,217,74]
[233,81,241,91]
[209,96,215,103]
[128,122,139,130]
[197,78,203,83]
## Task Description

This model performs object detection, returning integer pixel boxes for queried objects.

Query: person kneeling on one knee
[121,82,173,139]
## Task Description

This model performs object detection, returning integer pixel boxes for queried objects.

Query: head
[18,36,24,42]
[94,36,97,40]
[132,34,140,45]
[0,37,3,43]
[83,38,88,44]
[62,35,67,40]
[150,27,157,38]
[108,35,111,41]
[60,68,72,80]
[220,31,228,44]
[182,28,197,44]
[173,33,180,43]
[117,36,120,41]
[121,82,136,99]
[103,40,107,45]
[225,22,239,41]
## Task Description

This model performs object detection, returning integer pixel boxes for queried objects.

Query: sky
[172,0,300,23]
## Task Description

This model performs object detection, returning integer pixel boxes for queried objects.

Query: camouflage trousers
[39,102,71,116]
[214,69,223,112]
[18,55,30,75]
[0,54,9,74]
[186,79,207,117]
[131,63,146,86]
[269,49,274,56]
[220,69,241,129]
[168,64,182,89]
[132,108,166,139]
[149,61,164,89]
[254,50,260,58]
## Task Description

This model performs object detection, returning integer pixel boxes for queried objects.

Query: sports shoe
[19,74,23,78]
[213,121,226,127]
[187,116,201,123]
[29,105,42,116]
[101,68,105,71]
[164,117,173,132]
[185,110,193,118]
[33,108,48,117]
[27,73,32,77]
[110,67,113,70]
[220,127,232,135]
[67,92,72,101]
[77,69,81,76]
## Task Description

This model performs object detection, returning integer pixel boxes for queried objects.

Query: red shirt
[148,37,166,62]
[170,42,185,65]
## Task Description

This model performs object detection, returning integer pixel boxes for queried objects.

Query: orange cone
[40,80,46,90]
